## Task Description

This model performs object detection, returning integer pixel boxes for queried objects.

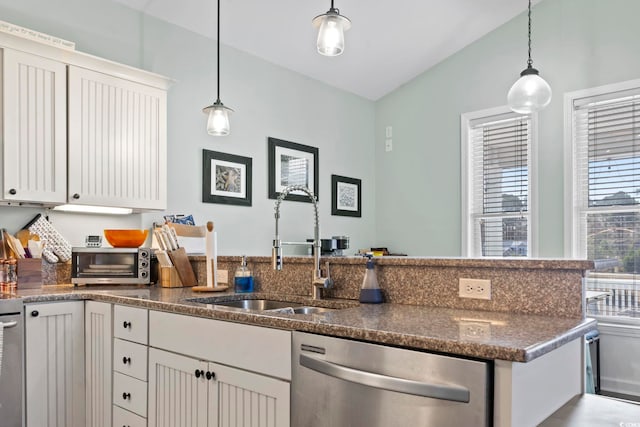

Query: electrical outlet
[459,278,491,300]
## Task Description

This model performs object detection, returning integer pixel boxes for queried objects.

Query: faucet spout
[272,185,333,299]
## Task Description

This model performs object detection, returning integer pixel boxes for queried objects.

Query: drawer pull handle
[72,193,80,199]
[123,321,131,329]
[31,310,39,317]
[195,369,205,378]
[122,356,131,365]
[206,371,215,380]
[122,392,131,400]
[8,188,16,195]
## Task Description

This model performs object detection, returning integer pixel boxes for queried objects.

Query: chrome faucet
[272,185,333,299]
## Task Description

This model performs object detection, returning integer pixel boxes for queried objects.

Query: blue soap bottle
[359,254,384,303]
[234,255,254,293]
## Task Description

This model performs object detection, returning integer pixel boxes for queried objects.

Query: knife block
[17,258,43,289]
[159,266,184,288]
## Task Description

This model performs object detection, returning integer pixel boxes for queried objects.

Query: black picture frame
[331,175,361,217]
[268,137,319,203]
[202,149,252,206]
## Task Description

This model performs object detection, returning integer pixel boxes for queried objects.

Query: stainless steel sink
[292,306,335,315]
[208,299,299,310]
[185,297,337,315]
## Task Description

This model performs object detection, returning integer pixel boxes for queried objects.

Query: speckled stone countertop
[11,284,595,363]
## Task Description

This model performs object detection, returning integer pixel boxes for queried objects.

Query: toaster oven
[71,247,151,285]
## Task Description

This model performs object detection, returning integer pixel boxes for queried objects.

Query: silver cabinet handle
[300,353,470,403]
[0,321,18,329]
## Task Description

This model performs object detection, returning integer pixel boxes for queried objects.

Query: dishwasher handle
[300,353,470,403]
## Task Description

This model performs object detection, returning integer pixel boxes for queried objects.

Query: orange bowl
[104,229,149,248]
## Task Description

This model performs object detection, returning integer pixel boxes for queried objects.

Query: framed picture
[202,149,252,206]
[268,137,319,203]
[331,175,361,217]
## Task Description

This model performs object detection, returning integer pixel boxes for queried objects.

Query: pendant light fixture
[507,0,552,114]
[203,0,233,136]
[312,0,351,57]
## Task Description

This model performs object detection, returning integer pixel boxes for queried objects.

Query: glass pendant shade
[204,102,232,136]
[507,68,552,114]
[313,9,351,56]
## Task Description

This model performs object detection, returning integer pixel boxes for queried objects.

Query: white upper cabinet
[0,30,170,211]
[1,48,67,204]
[68,66,167,210]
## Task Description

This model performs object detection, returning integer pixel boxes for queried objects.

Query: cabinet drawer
[114,338,148,381]
[149,310,291,380]
[113,372,147,418]
[113,405,147,427]
[114,305,148,344]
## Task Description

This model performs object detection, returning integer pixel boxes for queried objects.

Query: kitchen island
[12,283,595,426]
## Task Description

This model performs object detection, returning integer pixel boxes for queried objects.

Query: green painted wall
[375,0,640,256]
[0,0,376,254]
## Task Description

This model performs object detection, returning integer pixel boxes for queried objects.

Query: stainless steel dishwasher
[0,297,24,427]
[292,332,492,426]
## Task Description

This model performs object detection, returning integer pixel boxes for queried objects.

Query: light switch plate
[385,139,393,152]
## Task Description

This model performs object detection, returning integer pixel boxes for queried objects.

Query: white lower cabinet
[25,301,85,427]
[114,405,147,427]
[148,348,290,427]
[85,301,113,427]
[112,305,149,426]
[149,310,291,427]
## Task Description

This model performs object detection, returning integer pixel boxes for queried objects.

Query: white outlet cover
[459,278,491,300]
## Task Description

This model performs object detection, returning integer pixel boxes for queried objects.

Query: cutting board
[167,247,197,286]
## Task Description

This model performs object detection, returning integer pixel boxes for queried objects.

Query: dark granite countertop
[10,284,596,363]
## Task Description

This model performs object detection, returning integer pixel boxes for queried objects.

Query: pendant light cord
[527,0,532,68]
[216,0,221,103]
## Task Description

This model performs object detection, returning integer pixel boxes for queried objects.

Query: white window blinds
[573,89,640,285]
[468,114,531,257]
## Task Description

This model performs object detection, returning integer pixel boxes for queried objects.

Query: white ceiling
[113,0,537,100]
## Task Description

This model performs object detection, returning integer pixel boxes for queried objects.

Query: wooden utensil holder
[160,266,184,288]
[17,258,43,289]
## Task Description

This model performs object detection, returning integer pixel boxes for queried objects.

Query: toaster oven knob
[123,321,131,329]
[141,251,149,258]
[140,261,148,268]
[141,271,148,278]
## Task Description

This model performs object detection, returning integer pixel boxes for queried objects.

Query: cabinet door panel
[68,65,167,209]
[148,348,208,427]
[25,301,84,427]
[2,48,67,203]
[85,301,112,427]
[209,362,290,427]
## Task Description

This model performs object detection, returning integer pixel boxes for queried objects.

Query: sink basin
[211,299,298,311]
[292,306,335,315]
[185,297,338,315]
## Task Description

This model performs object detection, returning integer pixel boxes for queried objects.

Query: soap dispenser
[234,255,254,293]
[359,254,384,303]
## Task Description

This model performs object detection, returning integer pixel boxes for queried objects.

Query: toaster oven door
[72,249,149,284]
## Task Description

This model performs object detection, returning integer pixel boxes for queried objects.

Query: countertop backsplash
[43,255,592,318]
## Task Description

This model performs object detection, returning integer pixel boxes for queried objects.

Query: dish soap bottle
[359,254,384,303]
[234,255,254,293]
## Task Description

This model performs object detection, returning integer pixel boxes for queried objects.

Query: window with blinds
[465,111,532,257]
[571,85,640,317]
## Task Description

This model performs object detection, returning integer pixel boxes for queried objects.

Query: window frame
[461,106,539,258]
[563,78,640,259]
